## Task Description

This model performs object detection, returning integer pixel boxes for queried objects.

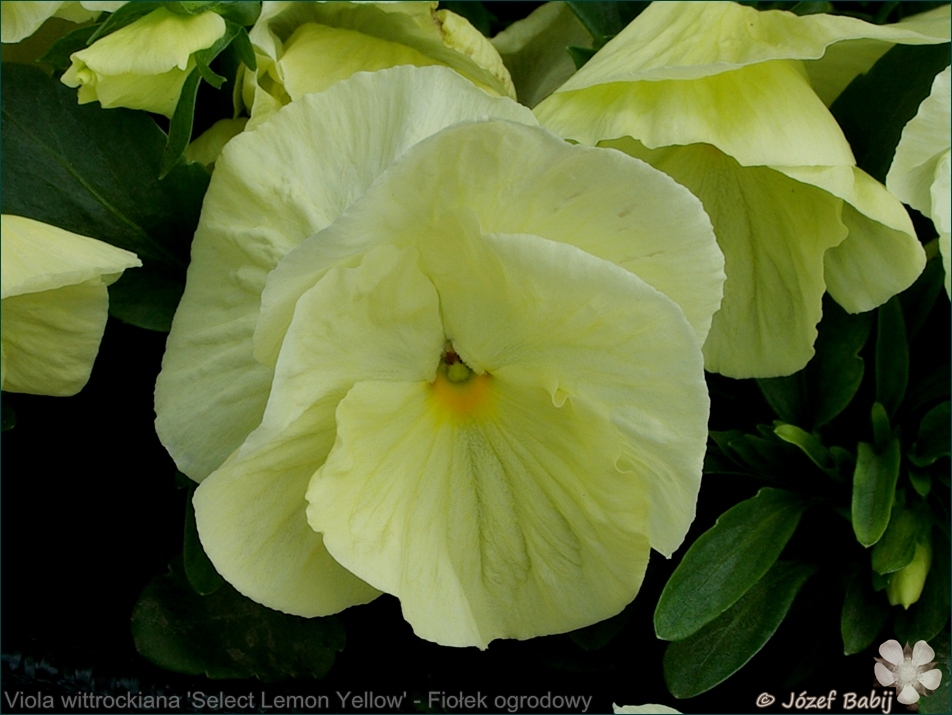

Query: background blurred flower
[0,1,124,44]
[240,0,515,128]
[535,1,950,378]
[875,639,942,704]
[155,65,724,647]
[60,6,226,117]
[887,66,951,298]
[1,214,140,396]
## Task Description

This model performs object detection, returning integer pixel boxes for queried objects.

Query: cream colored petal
[66,64,192,118]
[69,8,225,75]
[277,22,442,101]
[912,639,937,666]
[307,379,652,648]
[537,60,854,169]
[193,398,380,617]
[1,214,140,298]
[880,639,905,665]
[245,0,513,124]
[887,67,951,218]
[549,1,949,89]
[604,139,848,378]
[52,0,100,23]
[155,66,533,481]
[416,227,707,557]
[255,119,721,367]
[613,706,681,715]
[2,281,107,395]
[776,165,924,313]
[935,152,951,298]
[1,2,64,43]
[262,244,444,438]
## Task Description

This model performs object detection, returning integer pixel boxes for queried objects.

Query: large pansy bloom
[240,1,515,128]
[535,1,950,378]
[887,66,951,298]
[154,66,724,647]
[1,214,140,396]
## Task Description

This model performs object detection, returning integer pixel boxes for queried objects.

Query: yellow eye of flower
[431,343,494,419]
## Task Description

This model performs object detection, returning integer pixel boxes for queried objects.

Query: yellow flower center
[430,344,493,420]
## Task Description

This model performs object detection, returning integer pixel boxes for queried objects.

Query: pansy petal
[537,60,854,169]
[255,119,721,365]
[875,662,897,686]
[918,668,942,691]
[912,640,937,666]
[775,165,924,313]
[880,639,905,665]
[2,281,109,396]
[307,379,651,648]
[547,1,949,87]
[491,1,592,108]
[886,67,951,218]
[193,398,380,617]
[1,1,63,43]
[898,685,920,705]
[68,8,225,75]
[408,222,707,556]
[604,139,847,378]
[261,244,444,438]
[155,66,534,481]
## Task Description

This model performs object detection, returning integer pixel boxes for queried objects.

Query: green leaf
[911,402,951,467]
[871,402,892,450]
[871,505,919,574]
[790,1,833,15]
[207,1,262,26]
[654,488,807,641]
[909,468,932,498]
[841,570,890,655]
[875,297,909,419]
[773,423,835,473]
[231,26,257,72]
[131,558,345,680]
[1,63,209,332]
[567,45,598,70]
[758,297,872,430]
[851,439,901,547]
[38,24,100,70]
[900,255,946,340]
[566,1,648,44]
[830,43,952,182]
[183,488,225,596]
[159,68,203,179]
[895,533,951,645]
[663,561,815,699]
[87,1,162,44]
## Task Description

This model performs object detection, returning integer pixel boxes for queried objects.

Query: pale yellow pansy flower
[1,214,140,396]
[0,1,124,44]
[154,66,724,647]
[61,6,227,118]
[887,66,951,297]
[535,1,950,378]
[240,1,515,129]
[490,1,592,108]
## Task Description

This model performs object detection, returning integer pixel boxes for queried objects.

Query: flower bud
[887,540,933,609]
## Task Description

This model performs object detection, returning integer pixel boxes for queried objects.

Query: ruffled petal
[537,60,854,169]
[1,1,63,43]
[307,379,651,648]
[155,66,533,481]
[255,119,722,365]
[193,399,380,617]
[886,67,951,218]
[603,139,847,378]
[775,165,924,313]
